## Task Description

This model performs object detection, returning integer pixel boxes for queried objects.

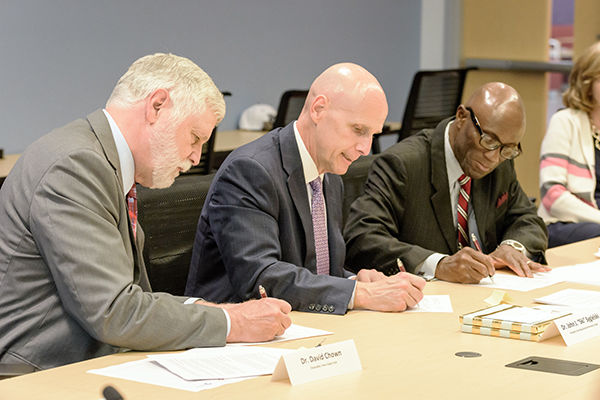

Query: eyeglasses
[465,106,522,160]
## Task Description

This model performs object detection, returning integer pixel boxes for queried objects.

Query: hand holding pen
[471,233,495,284]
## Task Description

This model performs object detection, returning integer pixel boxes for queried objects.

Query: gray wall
[0,0,421,154]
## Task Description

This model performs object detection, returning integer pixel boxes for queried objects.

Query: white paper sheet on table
[473,272,560,292]
[534,288,600,307]
[546,260,600,287]
[148,346,294,381]
[88,323,330,391]
[88,358,247,392]
[229,323,332,346]
[405,295,453,312]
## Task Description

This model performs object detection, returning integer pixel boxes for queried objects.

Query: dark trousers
[547,221,600,248]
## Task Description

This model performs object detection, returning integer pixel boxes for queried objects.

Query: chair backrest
[397,68,473,142]
[137,173,215,296]
[273,90,309,129]
[184,126,216,175]
[341,154,378,223]
[188,91,231,175]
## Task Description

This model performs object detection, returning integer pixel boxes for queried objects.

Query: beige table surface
[214,129,266,152]
[0,154,20,179]
[1,238,599,399]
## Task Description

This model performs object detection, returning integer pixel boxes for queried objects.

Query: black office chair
[273,90,308,129]
[340,154,378,223]
[372,68,473,153]
[137,173,215,296]
[187,91,231,175]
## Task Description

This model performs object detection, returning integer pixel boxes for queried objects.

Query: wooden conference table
[1,239,600,399]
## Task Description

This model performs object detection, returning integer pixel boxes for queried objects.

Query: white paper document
[406,295,453,312]
[88,358,246,392]
[534,288,600,307]
[88,323,331,392]
[546,260,600,287]
[474,272,559,292]
[230,323,332,346]
[148,346,294,381]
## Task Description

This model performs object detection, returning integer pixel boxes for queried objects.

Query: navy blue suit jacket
[186,124,355,314]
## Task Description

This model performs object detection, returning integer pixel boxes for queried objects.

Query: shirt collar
[444,120,465,185]
[293,121,324,184]
[103,109,135,196]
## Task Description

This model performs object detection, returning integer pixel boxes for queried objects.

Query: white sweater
[538,108,600,224]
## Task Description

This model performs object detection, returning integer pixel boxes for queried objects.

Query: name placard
[543,310,600,346]
[272,339,362,385]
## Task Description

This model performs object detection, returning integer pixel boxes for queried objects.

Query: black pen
[471,233,496,284]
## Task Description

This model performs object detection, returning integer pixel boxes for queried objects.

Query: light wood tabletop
[0,154,20,179]
[1,238,599,399]
[214,129,266,153]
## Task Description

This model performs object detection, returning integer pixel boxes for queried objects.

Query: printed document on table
[230,323,332,346]
[405,295,453,312]
[474,272,560,292]
[148,346,294,381]
[534,288,600,307]
[88,358,246,392]
[547,260,600,287]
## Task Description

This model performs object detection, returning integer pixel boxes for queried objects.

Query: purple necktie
[310,177,330,275]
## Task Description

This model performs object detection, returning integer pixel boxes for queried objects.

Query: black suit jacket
[186,123,355,314]
[344,118,547,274]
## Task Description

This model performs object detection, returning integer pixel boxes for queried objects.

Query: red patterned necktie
[126,185,137,239]
[457,174,471,249]
[309,177,330,275]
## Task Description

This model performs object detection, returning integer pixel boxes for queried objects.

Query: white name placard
[544,310,600,346]
[272,339,362,385]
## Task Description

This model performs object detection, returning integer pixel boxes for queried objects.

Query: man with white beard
[0,53,291,371]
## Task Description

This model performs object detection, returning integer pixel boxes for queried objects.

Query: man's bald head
[465,82,526,138]
[296,63,388,175]
[302,63,388,117]
[450,82,526,179]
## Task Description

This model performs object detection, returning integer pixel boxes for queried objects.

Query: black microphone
[102,385,124,400]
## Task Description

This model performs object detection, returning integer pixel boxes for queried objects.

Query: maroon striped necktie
[457,174,471,249]
[126,185,137,239]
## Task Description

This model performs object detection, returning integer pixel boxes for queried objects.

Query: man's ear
[310,94,328,123]
[454,104,468,128]
[145,88,170,124]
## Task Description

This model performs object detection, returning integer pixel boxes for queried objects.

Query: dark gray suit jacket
[344,118,548,274]
[0,110,226,370]
[186,124,355,314]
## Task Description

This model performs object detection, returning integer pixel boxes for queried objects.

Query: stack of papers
[88,324,331,392]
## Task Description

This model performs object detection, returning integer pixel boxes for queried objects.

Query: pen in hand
[258,285,268,299]
[470,233,496,284]
[396,257,406,273]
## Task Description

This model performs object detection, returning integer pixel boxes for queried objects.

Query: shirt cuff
[347,280,357,309]
[185,298,231,337]
[414,253,447,281]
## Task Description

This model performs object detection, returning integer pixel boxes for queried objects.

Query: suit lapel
[86,109,145,284]
[472,176,492,252]
[280,125,316,271]
[429,119,458,252]
[324,173,342,275]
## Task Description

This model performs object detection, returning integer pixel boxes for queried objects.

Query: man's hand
[435,247,495,283]
[223,298,292,343]
[490,245,551,277]
[354,272,426,312]
[355,268,387,282]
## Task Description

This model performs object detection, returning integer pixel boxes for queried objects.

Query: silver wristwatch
[499,239,526,254]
